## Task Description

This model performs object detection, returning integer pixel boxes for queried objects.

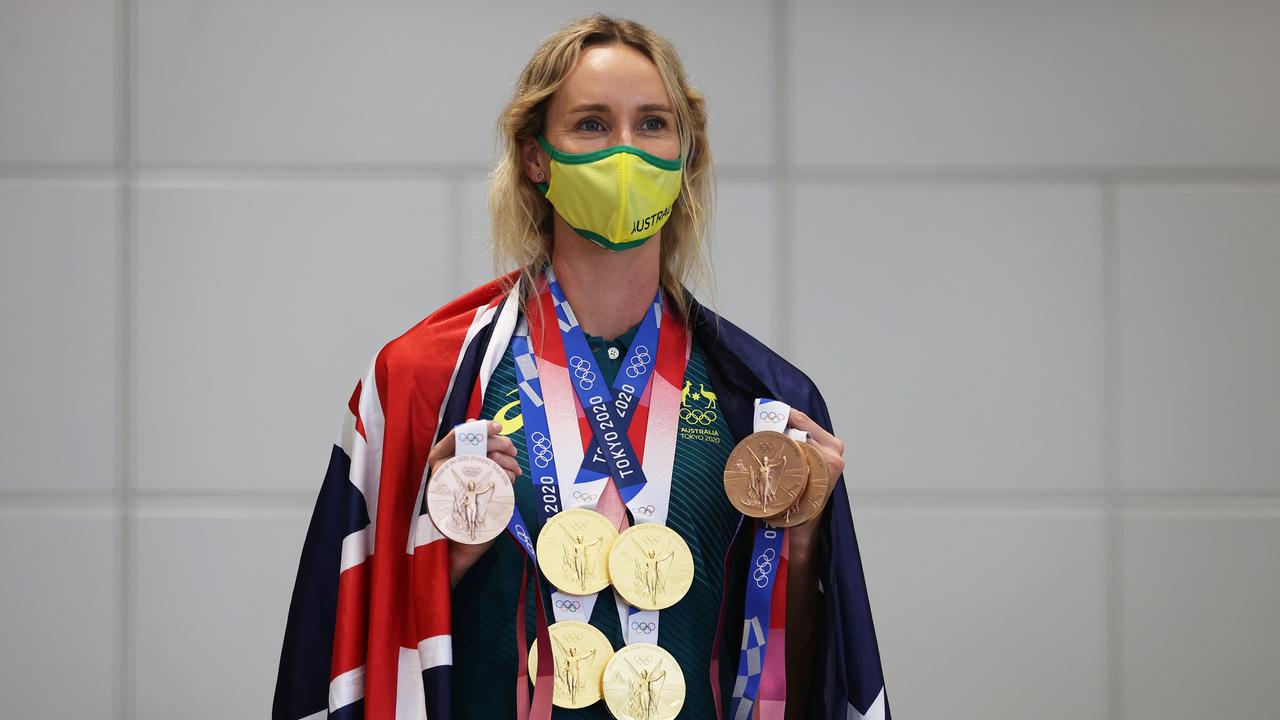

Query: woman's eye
[641,116,667,131]
[578,118,605,132]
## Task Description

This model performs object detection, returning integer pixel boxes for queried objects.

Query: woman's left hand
[784,408,845,563]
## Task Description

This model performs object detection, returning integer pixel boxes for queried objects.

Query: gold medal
[528,620,614,709]
[723,430,809,518]
[536,508,618,595]
[765,440,832,527]
[607,524,695,611]
[425,455,514,544]
[602,642,686,720]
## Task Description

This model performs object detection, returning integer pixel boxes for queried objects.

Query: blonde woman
[275,14,888,720]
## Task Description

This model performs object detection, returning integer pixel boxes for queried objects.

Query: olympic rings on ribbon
[529,431,553,469]
[753,547,777,588]
[635,504,656,516]
[515,525,532,547]
[680,407,718,426]
[630,621,656,634]
[456,431,485,445]
[757,410,785,424]
[555,599,583,611]
[569,356,597,389]
[624,346,652,379]
[572,490,597,502]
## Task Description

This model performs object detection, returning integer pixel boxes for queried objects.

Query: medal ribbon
[514,269,687,644]
[510,330,601,624]
[544,270,663,507]
[439,418,553,720]
[540,269,688,644]
[727,399,795,720]
[511,284,661,626]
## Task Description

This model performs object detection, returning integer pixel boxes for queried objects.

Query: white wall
[2,1,1278,718]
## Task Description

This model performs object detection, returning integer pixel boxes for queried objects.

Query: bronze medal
[425,454,514,544]
[765,440,831,527]
[723,431,808,518]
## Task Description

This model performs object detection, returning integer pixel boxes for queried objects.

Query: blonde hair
[486,13,716,322]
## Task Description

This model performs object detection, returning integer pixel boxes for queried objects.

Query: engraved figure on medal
[450,466,496,541]
[623,656,667,720]
[631,536,675,606]
[560,525,603,592]
[743,442,790,510]
[553,635,596,705]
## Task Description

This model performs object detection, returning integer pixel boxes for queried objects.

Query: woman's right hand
[426,419,522,588]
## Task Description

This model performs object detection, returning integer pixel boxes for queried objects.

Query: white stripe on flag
[329,664,365,712]
[847,687,886,720]
[338,355,385,549]
[395,647,428,720]
[477,277,522,400]
[340,526,372,573]
[418,634,453,670]
[413,505,446,549]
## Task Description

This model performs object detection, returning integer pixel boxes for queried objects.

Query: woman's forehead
[555,45,669,109]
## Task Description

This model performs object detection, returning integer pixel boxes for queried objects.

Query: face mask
[535,132,683,251]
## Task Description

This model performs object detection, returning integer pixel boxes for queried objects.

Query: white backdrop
[2,1,1279,718]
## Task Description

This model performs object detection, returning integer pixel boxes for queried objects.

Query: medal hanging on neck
[512,267,692,717]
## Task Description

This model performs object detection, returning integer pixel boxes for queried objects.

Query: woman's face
[526,42,680,179]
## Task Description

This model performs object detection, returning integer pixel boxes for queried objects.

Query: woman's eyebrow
[568,102,674,114]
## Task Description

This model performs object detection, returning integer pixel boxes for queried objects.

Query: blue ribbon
[731,521,785,716]
[545,276,663,503]
[511,334,564,524]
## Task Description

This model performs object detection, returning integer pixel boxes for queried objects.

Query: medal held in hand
[723,430,809,518]
[602,642,686,720]
[537,507,619,595]
[765,430,833,527]
[527,620,615,709]
[607,524,695,611]
[426,419,514,544]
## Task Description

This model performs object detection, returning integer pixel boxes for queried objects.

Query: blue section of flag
[273,443,371,720]
[688,297,891,719]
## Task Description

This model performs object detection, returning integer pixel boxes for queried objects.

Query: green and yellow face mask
[535,133,683,251]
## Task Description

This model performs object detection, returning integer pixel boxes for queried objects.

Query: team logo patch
[679,379,722,444]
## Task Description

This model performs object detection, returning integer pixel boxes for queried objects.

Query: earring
[535,172,544,181]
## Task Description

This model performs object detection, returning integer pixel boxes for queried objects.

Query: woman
[275,14,888,720]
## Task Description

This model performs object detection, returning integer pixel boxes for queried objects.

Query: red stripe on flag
[411,535,452,643]
[349,380,366,441]
[359,276,514,719]
[331,560,370,678]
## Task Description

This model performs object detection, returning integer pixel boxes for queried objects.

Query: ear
[521,136,548,184]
